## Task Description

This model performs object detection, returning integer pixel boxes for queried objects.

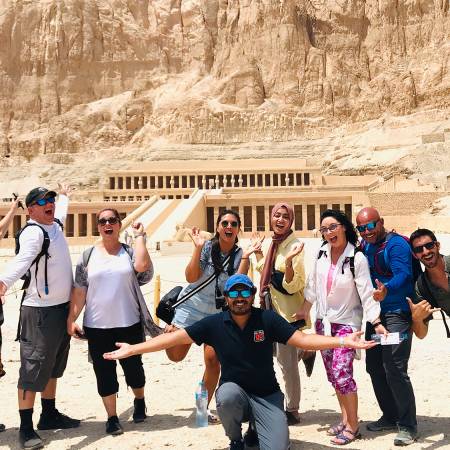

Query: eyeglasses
[98,216,120,226]
[412,241,437,254]
[227,289,253,299]
[319,223,342,234]
[356,220,379,233]
[221,220,239,228]
[33,197,56,207]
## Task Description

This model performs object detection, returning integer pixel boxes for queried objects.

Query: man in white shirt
[0,185,80,449]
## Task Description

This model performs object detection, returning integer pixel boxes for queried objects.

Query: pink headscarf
[259,202,294,304]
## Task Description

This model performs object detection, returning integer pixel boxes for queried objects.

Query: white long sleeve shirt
[304,242,380,331]
[0,195,72,307]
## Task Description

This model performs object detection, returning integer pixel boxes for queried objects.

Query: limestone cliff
[0,0,449,187]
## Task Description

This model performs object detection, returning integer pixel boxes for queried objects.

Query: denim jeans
[365,311,417,431]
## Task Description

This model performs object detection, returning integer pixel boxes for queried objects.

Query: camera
[215,285,226,310]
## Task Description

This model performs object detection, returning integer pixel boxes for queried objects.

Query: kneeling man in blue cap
[104,274,375,450]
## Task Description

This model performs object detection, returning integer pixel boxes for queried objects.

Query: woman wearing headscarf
[254,202,311,425]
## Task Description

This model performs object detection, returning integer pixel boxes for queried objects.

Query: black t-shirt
[186,307,296,397]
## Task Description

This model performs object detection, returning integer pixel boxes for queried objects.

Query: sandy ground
[0,240,449,450]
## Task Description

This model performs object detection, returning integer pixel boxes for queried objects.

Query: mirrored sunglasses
[356,220,378,233]
[34,197,56,206]
[227,289,252,299]
[221,220,239,228]
[412,241,436,254]
[98,216,120,226]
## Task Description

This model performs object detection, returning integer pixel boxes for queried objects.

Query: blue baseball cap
[224,274,255,292]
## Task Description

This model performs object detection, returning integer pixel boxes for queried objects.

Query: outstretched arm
[104,329,194,360]
[287,330,375,351]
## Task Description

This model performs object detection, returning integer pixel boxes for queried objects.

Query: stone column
[74,214,80,237]
[264,205,270,232]
[251,206,257,232]
[87,213,93,238]
[314,203,321,230]
[302,205,308,231]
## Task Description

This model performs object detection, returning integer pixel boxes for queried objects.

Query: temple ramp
[149,190,209,245]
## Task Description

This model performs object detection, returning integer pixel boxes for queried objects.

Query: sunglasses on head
[319,223,341,234]
[227,289,253,299]
[33,197,56,207]
[412,241,437,254]
[98,216,120,226]
[356,220,379,233]
[221,220,239,228]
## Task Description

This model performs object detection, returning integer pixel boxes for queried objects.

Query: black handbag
[270,270,293,296]
[156,251,235,324]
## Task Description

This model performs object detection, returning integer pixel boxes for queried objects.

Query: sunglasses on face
[356,220,379,233]
[33,197,56,207]
[98,216,120,226]
[227,289,253,299]
[319,223,342,234]
[412,241,437,254]
[221,220,239,228]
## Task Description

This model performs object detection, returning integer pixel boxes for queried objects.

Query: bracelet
[372,321,382,328]
[339,336,345,348]
[241,257,249,260]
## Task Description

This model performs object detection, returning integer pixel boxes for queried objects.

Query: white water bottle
[195,381,208,427]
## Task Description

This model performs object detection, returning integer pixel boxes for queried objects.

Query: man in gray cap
[104,274,376,450]
[0,184,79,449]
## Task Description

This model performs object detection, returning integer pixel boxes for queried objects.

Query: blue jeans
[365,311,417,431]
[216,382,290,450]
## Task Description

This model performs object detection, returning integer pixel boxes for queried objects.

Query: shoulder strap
[317,241,327,260]
[121,243,134,259]
[172,251,235,309]
[82,246,95,267]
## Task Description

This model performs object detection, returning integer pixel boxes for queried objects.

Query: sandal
[207,410,221,425]
[326,422,345,436]
[331,428,361,445]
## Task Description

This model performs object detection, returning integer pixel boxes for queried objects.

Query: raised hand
[344,331,377,349]
[189,227,206,249]
[373,278,387,302]
[407,297,440,322]
[131,221,145,237]
[57,182,75,197]
[286,242,304,262]
[243,235,265,258]
[103,342,132,360]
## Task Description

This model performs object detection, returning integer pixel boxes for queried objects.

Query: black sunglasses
[221,220,239,228]
[412,241,437,254]
[98,216,120,226]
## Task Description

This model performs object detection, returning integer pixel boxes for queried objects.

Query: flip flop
[331,428,361,445]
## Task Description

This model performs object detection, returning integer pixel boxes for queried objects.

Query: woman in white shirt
[295,209,386,445]
[67,208,153,436]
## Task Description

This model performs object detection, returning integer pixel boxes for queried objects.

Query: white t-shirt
[0,195,72,307]
[76,247,140,329]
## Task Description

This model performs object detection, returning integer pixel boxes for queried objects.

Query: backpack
[82,243,133,268]
[416,268,450,338]
[15,219,64,297]
[317,242,362,278]
[14,218,64,341]
[360,232,422,283]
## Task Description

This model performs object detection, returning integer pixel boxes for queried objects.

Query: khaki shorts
[18,303,70,392]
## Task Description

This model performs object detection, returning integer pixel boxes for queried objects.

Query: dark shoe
[366,416,397,432]
[301,350,316,377]
[0,423,5,432]
[106,416,124,436]
[132,398,147,423]
[286,410,301,425]
[37,409,80,430]
[19,428,43,449]
[229,439,244,450]
[243,422,258,447]
[394,427,418,446]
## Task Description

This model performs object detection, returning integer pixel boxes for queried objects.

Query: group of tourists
[0,185,448,450]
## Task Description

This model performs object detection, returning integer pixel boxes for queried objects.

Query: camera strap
[172,250,237,310]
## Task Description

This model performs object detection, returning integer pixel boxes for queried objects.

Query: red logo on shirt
[254,330,265,342]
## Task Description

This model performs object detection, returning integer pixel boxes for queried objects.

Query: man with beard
[408,229,450,339]
[0,185,80,449]
[104,274,375,450]
[356,207,417,446]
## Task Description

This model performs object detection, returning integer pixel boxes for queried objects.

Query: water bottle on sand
[195,381,208,427]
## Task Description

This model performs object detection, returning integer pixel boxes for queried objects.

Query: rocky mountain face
[0,0,449,186]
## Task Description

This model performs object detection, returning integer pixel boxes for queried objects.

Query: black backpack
[15,219,64,298]
[317,242,362,278]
